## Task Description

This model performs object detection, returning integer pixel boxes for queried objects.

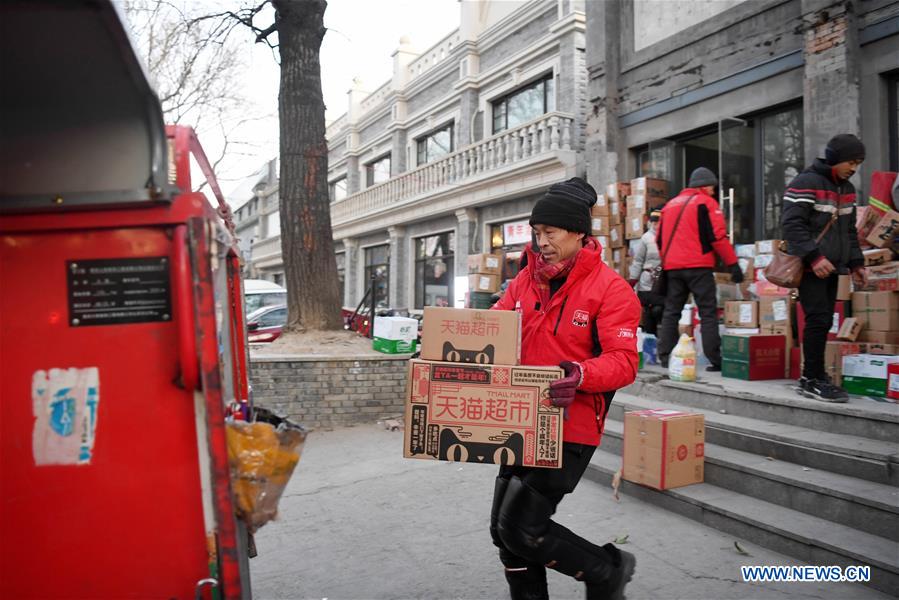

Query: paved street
[249,424,889,600]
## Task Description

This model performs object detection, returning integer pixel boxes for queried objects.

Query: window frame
[329,176,348,203]
[413,231,455,310]
[416,122,455,166]
[363,244,390,309]
[365,154,392,187]
[491,73,555,135]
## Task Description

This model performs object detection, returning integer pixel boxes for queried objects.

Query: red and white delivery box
[622,409,705,490]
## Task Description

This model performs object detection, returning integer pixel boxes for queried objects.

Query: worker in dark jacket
[492,178,641,600]
[656,167,742,371]
[782,133,867,402]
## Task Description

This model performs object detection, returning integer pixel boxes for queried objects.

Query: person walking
[782,133,867,402]
[656,167,743,371]
[491,177,641,599]
[629,210,664,335]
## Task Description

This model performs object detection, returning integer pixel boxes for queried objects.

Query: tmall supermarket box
[622,409,705,490]
[420,307,521,365]
[403,360,563,468]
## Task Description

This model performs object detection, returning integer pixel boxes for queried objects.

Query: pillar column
[388,226,407,309]
[342,238,359,308]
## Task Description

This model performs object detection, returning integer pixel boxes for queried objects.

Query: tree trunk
[273,0,342,332]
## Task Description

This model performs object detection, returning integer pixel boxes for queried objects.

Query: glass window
[330,177,347,202]
[761,107,803,239]
[364,245,390,309]
[417,123,454,166]
[266,211,280,238]
[490,220,531,282]
[366,155,391,187]
[258,307,287,328]
[491,74,555,134]
[336,252,346,304]
[415,233,455,309]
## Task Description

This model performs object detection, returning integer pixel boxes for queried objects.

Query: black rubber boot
[490,476,510,548]
[504,564,549,600]
[584,543,636,600]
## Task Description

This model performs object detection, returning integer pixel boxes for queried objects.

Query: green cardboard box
[373,337,416,354]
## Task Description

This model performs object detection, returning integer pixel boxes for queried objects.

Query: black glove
[729,263,744,284]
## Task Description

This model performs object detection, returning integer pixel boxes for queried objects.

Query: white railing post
[561,117,572,151]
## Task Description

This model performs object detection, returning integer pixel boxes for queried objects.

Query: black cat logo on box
[438,426,523,465]
[442,341,494,364]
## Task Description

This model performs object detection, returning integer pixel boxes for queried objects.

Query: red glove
[549,361,582,411]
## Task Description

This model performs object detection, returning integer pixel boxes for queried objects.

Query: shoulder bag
[649,194,696,297]
[766,213,837,289]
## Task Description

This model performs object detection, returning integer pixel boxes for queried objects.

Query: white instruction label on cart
[740,304,753,324]
[32,367,100,466]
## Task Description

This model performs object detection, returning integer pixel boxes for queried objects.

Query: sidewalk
[249,424,890,600]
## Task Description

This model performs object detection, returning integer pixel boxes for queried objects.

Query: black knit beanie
[529,177,597,235]
[824,134,866,165]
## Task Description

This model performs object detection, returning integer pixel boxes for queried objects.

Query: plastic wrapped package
[226,411,307,532]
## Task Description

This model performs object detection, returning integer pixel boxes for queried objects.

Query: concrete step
[601,418,899,542]
[585,449,899,596]
[624,369,899,444]
[609,392,899,486]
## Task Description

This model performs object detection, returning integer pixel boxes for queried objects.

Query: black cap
[529,177,597,235]
[824,134,866,165]
[688,167,718,188]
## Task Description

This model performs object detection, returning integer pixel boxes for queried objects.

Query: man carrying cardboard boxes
[491,178,642,600]
[782,133,868,402]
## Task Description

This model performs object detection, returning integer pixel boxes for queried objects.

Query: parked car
[243,279,286,315]
[246,304,287,343]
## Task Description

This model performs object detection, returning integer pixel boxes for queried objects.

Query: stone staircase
[586,367,899,596]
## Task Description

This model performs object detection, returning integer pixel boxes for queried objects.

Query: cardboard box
[865,209,899,249]
[823,341,863,385]
[468,253,503,276]
[738,257,755,283]
[420,307,521,365]
[590,215,613,236]
[755,239,781,255]
[724,301,758,328]
[863,248,893,266]
[626,213,646,239]
[797,301,845,342]
[591,201,611,217]
[888,363,899,401]
[626,195,646,214]
[610,200,622,220]
[630,177,669,200]
[373,316,418,354]
[753,254,774,270]
[759,296,792,335]
[721,334,787,380]
[790,346,801,380]
[859,261,899,292]
[468,274,500,294]
[609,225,625,249]
[850,292,899,331]
[735,244,757,259]
[606,182,631,204]
[837,274,852,301]
[403,360,564,467]
[836,317,862,341]
[842,354,899,397]
[857,330,899,345]
[622,409,704,491]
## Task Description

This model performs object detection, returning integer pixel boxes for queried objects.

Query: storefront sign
[503,220,531,246]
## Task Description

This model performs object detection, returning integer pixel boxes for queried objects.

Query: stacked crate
[467,253,503,309]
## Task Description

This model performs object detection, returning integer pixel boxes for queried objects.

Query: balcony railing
[331,111,574,226]
[250,235,282,267]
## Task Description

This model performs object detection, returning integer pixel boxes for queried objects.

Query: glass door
[719,117,755,244]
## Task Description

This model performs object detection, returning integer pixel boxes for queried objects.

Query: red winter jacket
[492,241,641,446]
[656,188,738,269]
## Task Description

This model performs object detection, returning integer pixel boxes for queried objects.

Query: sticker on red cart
[31,367,100,465]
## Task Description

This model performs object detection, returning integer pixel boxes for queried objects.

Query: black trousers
[798,272,838,380]
[658,268,721,366]
[637,291,665,336]
[490,442,616,594]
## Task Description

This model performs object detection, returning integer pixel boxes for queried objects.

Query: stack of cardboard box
[467,253,503,308]
[594,183,628,274]
[403,307,565,467]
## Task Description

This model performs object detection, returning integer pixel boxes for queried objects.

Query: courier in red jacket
[656,167,742,371]
[490,177,640,600]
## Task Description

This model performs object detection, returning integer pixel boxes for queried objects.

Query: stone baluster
[539,118,549,153]
[520,127,531,159]
[562,118,572,150]
[550,116,560,150]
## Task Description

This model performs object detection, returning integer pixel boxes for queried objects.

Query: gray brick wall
[406,69,460,117]
[359,111,393,147]
[250,356,409,429]
[479,6,558,72]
